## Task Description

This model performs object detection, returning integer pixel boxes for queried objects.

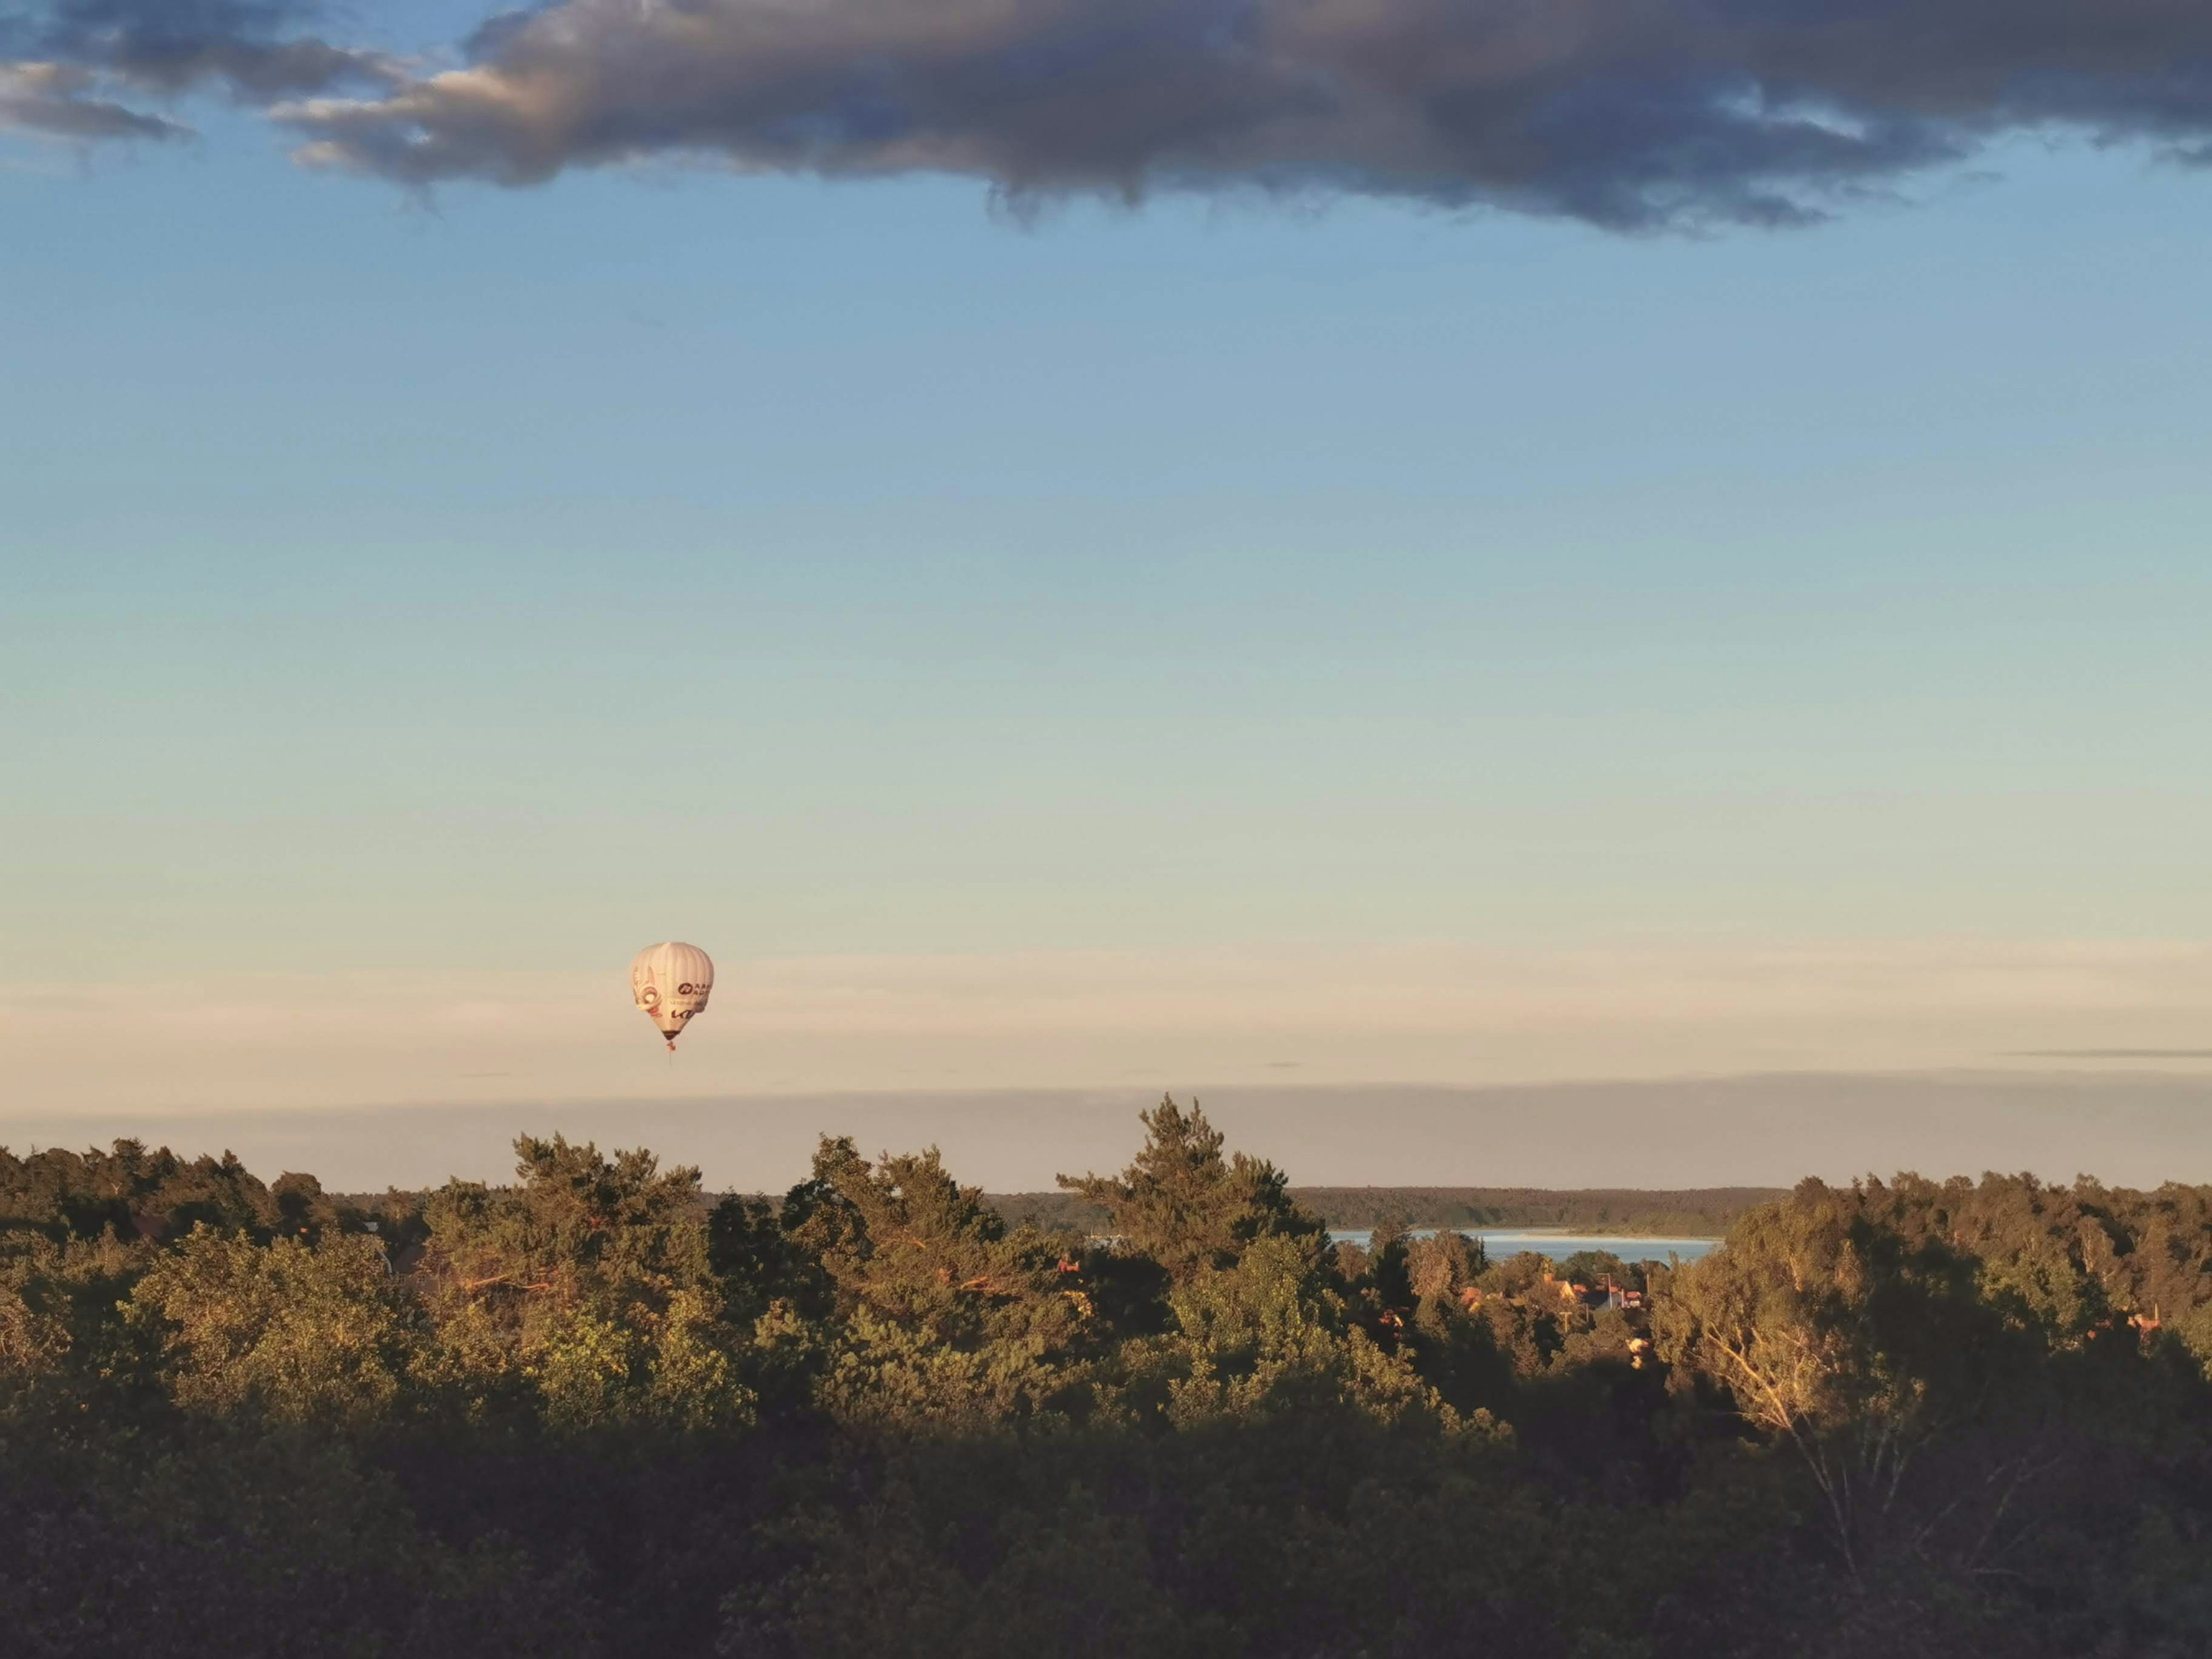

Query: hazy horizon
[10,1070,2209,1198]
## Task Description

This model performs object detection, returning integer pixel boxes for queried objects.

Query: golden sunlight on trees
[4,1100,2212,1657]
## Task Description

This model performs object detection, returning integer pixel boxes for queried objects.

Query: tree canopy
[4,1102,2210,1658]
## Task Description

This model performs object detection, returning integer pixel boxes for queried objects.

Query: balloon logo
[631,942,713,1052]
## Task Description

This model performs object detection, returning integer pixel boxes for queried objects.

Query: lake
[1328,1228,1717,1264]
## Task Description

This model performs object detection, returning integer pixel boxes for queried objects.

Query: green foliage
[999,1183,1783,1236]
[786,1138,1083,1349]
[1408,1226,1486,1300]
[131,1227,412,1425]
[1281,1184,1787,1234]
[1,1139,279,1245]
[1653,1172,2212,1614]
[5,1118,2212,1658]
[411,1134,752,1430]
[1057,1095,1326,1282]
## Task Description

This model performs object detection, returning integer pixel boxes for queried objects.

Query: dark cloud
[31,0,394,94]
[10,0,2212,225]
[1,0,394,143]
[270,0,2212,226]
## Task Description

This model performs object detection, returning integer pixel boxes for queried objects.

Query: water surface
[1328,1229,1717,1263]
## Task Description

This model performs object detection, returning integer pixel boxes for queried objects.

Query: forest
[4,1096,2210,1658]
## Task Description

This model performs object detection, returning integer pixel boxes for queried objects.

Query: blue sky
[5,78,2212,1138]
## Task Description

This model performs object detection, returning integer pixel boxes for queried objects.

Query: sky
[3,0,2211,1189]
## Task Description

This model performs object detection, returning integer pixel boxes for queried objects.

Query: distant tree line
[903,1185,1783,1237]
[1256,1184,1777,1234]
[700,1186,1775,1240]
[4,1097,2210,1657]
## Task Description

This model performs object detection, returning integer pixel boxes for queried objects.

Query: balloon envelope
[631,942,714,1048]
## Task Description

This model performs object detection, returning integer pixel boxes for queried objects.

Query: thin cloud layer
[9,0,2212,226]
[6,940,2210,1111]
[0,58,187,138]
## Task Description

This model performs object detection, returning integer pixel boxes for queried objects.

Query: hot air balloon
[631,942,714,1051]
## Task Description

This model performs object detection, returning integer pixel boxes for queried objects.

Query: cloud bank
[5,0,2212,225]
[8,1075,2212,1193]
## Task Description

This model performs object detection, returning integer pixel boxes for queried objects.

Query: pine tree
[1056,1096,1324,1283]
